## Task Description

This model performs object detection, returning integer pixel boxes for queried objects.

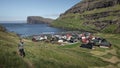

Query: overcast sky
[0,0,80,21]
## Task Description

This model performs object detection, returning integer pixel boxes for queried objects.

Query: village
[30,31,111,49]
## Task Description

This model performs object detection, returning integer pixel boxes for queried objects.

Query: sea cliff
[27,16,53,24]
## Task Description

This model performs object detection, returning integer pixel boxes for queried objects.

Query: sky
[0,0,80,21]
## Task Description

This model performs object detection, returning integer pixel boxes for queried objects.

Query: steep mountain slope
[52,0,120,33]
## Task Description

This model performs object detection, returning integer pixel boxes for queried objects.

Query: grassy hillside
[51,3,120,33]
[0,27,120,68]
[0,31,28,68]
[23,33,120,68]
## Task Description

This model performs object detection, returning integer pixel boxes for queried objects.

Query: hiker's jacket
[18,42,24,49]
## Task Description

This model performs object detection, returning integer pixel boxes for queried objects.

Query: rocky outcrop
[115,20,120,33]
[27,16,53,24]
[52,0,120,33]
[0,25,6,32]
[61,0,120,16]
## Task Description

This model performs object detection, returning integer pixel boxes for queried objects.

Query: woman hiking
[18,39,25,57]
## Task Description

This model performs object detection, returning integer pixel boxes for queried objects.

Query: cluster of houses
[32,32,79,44]
[31,32,111,49]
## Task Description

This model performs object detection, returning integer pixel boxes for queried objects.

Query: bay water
[1,23,67,37]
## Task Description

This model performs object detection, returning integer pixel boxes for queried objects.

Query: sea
[0,22,67,37]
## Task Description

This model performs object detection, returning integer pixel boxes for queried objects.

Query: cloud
[43,13,60,19]
[0,16,25,21]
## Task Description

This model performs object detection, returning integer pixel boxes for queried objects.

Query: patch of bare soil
[24,59,34,68]
[101,56,120,64]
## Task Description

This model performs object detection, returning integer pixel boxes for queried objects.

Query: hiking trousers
[19,49,25,57]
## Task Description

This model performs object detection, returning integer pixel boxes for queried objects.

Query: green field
[0,31,120,68]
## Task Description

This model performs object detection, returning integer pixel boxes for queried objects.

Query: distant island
[27,16,54,24]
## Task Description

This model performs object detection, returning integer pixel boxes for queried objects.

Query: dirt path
[23,58,34,68]
[100,56,120,64]
[17,51,34,68]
